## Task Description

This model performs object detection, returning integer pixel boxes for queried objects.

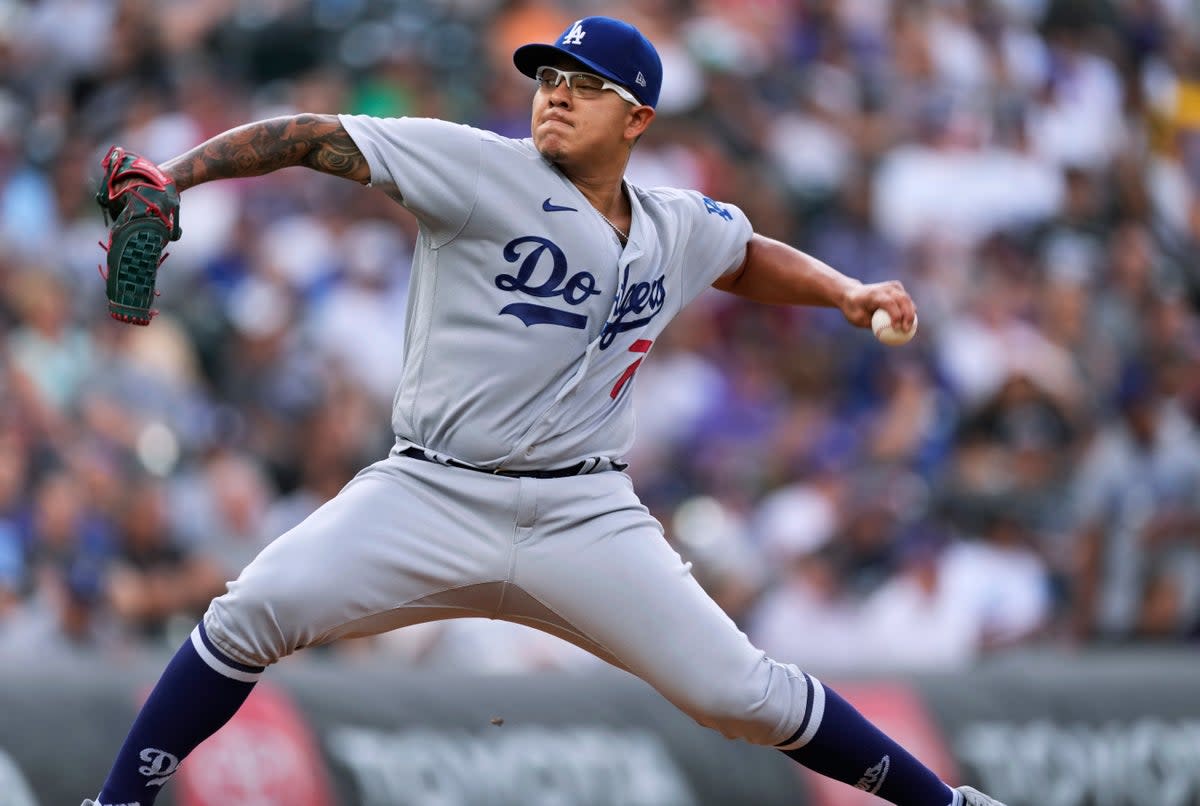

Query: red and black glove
[95,146,182,325]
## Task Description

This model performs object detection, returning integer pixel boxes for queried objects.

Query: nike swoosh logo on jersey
[542,198,578,212]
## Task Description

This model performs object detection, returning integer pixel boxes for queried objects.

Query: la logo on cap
[562,20,586,45]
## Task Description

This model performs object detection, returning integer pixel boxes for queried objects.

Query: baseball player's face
[530,59,650,169]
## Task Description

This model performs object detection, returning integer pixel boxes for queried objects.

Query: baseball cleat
[956,785,1007,806]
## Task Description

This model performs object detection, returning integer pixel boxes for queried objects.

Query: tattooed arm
[160,114,370,190]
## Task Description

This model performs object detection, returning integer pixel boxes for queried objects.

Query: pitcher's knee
[202,571,313,668]
[201,528,353,667]
[679,659,816,747]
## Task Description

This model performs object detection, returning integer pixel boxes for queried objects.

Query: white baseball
[871,308,917,346]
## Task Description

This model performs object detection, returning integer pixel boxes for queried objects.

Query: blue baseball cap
[513,16,663,108]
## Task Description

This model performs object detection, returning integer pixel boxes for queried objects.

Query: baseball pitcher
[86,16,1003,806]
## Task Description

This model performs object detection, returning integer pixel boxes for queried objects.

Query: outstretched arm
[712,233,917,332]
[161,113,371,190]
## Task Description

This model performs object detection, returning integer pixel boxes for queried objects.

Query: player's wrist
[832,277,864,316]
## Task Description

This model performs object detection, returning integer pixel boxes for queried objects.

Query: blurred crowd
[1,0,1199,674]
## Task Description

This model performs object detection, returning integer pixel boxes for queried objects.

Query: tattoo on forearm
[161,114,368,190]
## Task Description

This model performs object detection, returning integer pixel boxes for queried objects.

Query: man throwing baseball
[85,16,1000,806]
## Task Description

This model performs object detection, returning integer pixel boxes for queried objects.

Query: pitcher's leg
[91,626,260,806]
[510,473,960,806]
[205,457,516,666]
[93,457,513,806]
[512,484,809,743]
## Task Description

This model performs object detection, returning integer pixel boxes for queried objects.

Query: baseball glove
[95,146,182,325]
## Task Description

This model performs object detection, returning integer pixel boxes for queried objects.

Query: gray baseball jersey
[338,114,752,471]
[201,115,821,758]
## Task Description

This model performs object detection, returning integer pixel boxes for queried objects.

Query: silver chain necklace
[596,209,629,244]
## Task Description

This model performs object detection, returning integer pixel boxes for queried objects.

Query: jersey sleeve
[670,190,753,304]
[338,115,482,243]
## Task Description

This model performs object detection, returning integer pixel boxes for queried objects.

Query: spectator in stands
[1069,361,1200,640]
[747,477,869,672]
[107,475,224,645]
[860,513,1051,670]
[0,553,123,658]
[23,469,112,593]
[171,449,279,581]
[0,527,24,626]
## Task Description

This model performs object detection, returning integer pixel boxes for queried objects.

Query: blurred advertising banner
[175,683,336,806]
[1,651,1198,805]
[277,663,804,806]
[912,653,1200,806]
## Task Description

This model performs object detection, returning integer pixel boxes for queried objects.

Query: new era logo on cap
[513,16,663,108]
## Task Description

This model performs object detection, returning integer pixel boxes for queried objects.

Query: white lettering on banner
[0,748,39,806]
[183,720,313,799]
[957,719,1200,806]
[326,726,697,806]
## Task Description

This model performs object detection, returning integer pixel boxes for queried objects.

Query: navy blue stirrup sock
[778,674,955,806]
[96,623,263,805]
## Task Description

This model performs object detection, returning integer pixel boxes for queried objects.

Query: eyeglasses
[535,65,640,106]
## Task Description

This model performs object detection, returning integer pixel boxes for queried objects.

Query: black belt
[399,447,590,479]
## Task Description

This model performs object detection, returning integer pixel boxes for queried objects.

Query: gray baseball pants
[202,452,817,747]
